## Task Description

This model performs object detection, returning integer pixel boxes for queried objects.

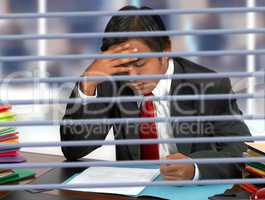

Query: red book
[0,105,11,113]
[0,150,17,157]
[240,183,258,193]
[0,136,19,143]
[0,133,18,140]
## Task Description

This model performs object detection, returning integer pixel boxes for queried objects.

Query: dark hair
[101,5,170,52]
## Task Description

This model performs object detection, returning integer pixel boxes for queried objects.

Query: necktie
[139,93,159,160]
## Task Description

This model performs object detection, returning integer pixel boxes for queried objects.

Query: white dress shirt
[78,59,199,180]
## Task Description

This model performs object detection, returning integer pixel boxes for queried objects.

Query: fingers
[104,42,132,54]
[163,176,175,181]
[160,153,187,175]
[160,164,185,175]
[161,164,181,180]
[101,42,140,69]
[163,175,183,181]
[160,164,167,175]
[106,43,139,63]
[111,56,138,67]
[111,47,139,65]
[161,170,184,177]
[166,153,186,160]
[160,165,185,181]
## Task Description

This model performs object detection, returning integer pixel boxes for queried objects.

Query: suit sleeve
[60,82,114,161]
[189,78,251,179]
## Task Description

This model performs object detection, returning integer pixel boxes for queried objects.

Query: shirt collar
[152,58,174,97]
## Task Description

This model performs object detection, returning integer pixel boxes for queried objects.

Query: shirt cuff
[193,163,200,181]
[78,82,97,98]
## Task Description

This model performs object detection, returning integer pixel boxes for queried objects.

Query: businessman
[60,5,251,180]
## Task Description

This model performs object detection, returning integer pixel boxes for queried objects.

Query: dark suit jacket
[60,57,251,180]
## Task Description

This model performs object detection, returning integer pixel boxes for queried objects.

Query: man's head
[101,5,172,95]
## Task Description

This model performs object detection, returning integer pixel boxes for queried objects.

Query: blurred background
[0,0,264,157]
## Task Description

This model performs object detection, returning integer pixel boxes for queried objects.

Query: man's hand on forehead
[109,41,136,52]
[105,42,140,67]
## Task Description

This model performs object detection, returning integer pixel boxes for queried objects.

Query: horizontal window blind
[0,3,264,192]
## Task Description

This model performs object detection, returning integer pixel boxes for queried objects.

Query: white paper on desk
[65,167,160,196]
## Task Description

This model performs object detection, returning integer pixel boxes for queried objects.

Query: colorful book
[0,104,25,167]
[0,112,16,119]
[0,105,11,113]
[0,127,16,132]
[240,183,258,193]
[0,169,35,184]
[0,133,18,140]
[0,128,17,136]
[0,148,20,153]
[0,150,18,157]
[0,137,18,143]
[246,142,265,156]
[0,154,26,163]
[0,170,18,184]
[0,169,11,173]
[245,166,265,177]
[0,116,16,122]
[247,162,265,172]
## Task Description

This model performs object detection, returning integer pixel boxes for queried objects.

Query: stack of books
[0,104,25,163]
[0,168,35,184]
[240,142,265,193]
[245,142,265,178]
[0,104,35,184]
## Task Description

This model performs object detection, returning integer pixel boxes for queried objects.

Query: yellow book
[0,112,15,119]
[2,139,19,144]
[246,142,265,156]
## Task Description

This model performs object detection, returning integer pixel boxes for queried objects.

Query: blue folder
[139,176,231,200]
[64,165,232,200]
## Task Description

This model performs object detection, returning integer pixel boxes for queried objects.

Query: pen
[240,183,258,194]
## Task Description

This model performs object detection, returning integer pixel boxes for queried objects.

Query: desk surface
[0,152,163,200]
[0,152,243,200]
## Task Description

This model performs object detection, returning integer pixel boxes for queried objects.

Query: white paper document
[65,167,160,196]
